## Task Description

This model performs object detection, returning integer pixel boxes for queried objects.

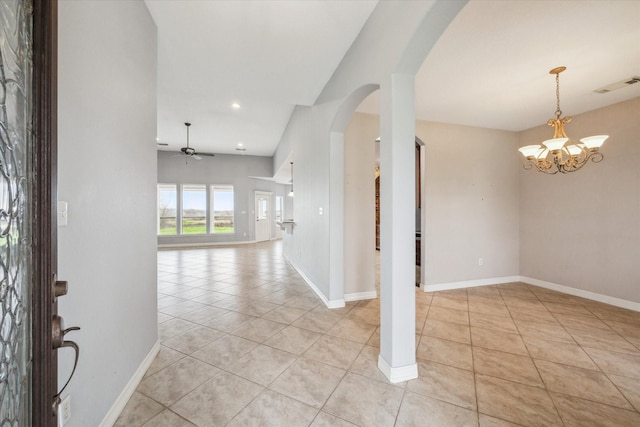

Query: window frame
[157,183,178,235]
[181,183,208,235]
[210,185,235,234]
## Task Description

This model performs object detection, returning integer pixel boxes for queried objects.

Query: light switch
[318,207,323,215]
[58,201,68,227]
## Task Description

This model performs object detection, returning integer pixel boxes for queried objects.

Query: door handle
[52,315,80,404]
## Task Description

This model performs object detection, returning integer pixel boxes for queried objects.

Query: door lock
[53,280,68,298]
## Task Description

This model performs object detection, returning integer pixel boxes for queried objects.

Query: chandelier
[518,66,608,174]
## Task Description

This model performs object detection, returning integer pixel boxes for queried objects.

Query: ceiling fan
[174,122,215,160]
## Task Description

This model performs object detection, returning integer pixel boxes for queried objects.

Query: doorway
[255,191,272,242]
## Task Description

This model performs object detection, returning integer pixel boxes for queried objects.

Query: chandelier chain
[555,72,562,119]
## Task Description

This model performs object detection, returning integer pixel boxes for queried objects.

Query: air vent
[594,76,640,94]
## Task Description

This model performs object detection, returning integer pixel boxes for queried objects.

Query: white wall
[57,2,158,426]
[519,97,640,303]
[344,113,378,296]
[157,151,287,245]
[418,121,520,286]
[278,106,333,297]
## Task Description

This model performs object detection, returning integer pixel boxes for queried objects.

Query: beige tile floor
[116,241,640,426]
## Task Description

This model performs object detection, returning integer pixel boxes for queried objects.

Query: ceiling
[149,1,640,167]
[145,0,377,157]
[358,0,640,131]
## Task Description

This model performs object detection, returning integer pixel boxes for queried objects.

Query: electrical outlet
[478,258,484,266]
[59,395,71,426]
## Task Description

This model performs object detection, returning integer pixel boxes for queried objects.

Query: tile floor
[116,241,640,426]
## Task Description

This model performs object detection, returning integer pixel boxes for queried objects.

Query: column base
[378,354,418,383]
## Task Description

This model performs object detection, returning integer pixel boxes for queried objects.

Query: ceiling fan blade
[195,152,216,157]
[192,155,202,160]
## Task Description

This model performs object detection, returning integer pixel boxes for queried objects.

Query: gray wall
[57,2,158,426]
[417,121,521,286]
[157,151,288,245]
[519,97,640,303]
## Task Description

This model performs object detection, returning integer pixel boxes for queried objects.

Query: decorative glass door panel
[0,0,33,424]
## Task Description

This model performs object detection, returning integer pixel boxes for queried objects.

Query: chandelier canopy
[518,66,608,174]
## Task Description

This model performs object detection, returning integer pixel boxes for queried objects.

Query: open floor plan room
[116,241,640,426]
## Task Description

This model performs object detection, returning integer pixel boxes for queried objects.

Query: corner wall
[57,2,158,426]
[274,1,465,305]
[519,97,640,304]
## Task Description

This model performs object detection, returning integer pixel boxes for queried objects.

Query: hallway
[116,241,640,426]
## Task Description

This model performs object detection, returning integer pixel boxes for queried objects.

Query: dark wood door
[0,0,58,424]
[32,0,59,425]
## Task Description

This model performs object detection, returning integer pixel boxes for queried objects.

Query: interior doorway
[255,191,272,242]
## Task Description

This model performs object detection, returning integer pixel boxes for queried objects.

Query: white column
[378,73,418,382]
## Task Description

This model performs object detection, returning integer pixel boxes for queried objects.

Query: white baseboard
[99,341,160,427]
[284,255,345,309]
[378,355,418,383]
[422,275,639,313]
[423,276,520,293]
[519,276,640,312]
[344,290,377,302]
[158,240,256,249]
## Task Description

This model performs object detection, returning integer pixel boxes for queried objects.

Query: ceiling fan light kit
[518,66,608,175]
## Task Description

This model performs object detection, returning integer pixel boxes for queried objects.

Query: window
[157,184,235,236]
[257,198,268,220]
[275,196,283,221]
[182,184,206,234]
[157,184,177,235]
[211,186,234,233]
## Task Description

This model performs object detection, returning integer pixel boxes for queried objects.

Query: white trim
[99,341,160,427]
[344,290,377,302]
[423,276,520,293]
[377,355,418,383]
[520,276,640,312]
[284,255,346,309]
[158,240,256,249]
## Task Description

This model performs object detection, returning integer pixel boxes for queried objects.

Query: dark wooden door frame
[32,0,58,425]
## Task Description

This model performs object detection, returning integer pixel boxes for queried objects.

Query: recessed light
[231,102,241,110]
